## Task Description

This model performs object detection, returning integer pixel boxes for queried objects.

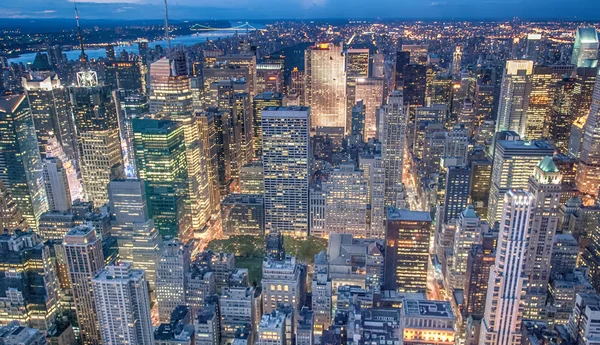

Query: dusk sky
[1,0,600,20]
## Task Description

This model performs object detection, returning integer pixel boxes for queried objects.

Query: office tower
[0,231,59,330]
[495,60,534,138]
[297,307,314,345]
[195,298,220,345]
[252,92,284,158]
[403,64,428,135]
[309,184,327,238]
[323,163,368,238]
[458,99,475,134]
[567,293,600,345]
[221,193,265,236]
[22,76,76,161]
[551,234,579,275]
[381,91,407,207]
[523,157,562,320]
[0,181,28,232]
[350,100,366,142]
[479,190,533,345]
[63,225,105,345]
[312,251,332,339]
[359,154,386,239]
[549,77,576,152]
[256,63,282,94]
[577,68,600,197]
[449,207,488,291]
[257,311,287,345]
[371,53,385,78]
[401,300,456,345]
[443,124,469,167]
[474,78,495,123]
[355,77,384,140]
[262,255,306,314]
[262,107,310,237]
[240,162,264,195]
[442,165,471,226]
[105,61,144,93]
[219,286,259,344]
[402,44,429,64]
[69,77,123,206]
[384,208,431,293]
[305,43,346,131]
[571,27,599,67]
[291,68,306,104]
[487,138,554,225]
[45,136,83,204]
[452,45,462,76]
[573,66,598,121]
[92,262,154,345]
[132,119,188,239]
[582,216,600,291]
[394,51,410,90]
[345,48,370,128]
[42,157,71,212]
[156,241,190,323]
[525,34,542,61]
[38,212,75,241]
[0,94,47,229]
[421,124,447,175]
[413,104,446,159]
[118,93,148,177]
[470,156,492,218]
[465,236,496,318]
[108,179,161,290]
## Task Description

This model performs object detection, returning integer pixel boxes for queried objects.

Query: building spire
[74,0,88,63]
[163,0,171,49]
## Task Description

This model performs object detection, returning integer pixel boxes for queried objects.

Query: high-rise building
[0,181,28,232]
[523,157,562,320]
[381,91,407,207]
[0,231,59,330]
[257,311,287,345]
[69,78,123,207]
[104,60,143,93]
[132,118,188,239]
[452,45,463,76]
[22,76,76,161]
[577,68,600,197]
[549,77,576,152]
[394,51,410,91]
[345,49,370,129]
[464,236,496,318]
[495,60,534,138]
[413,104,446,159]
[0,94,48,229]
[252,92,284,158]
[219,286,260,344]
[571,27,599,68]
[449,206,488,291]
[0,321,46,345]
[305,43,346,132]
[383,208,431,293]
[400,299,456,345]
[240,162,264,195]
[323,163,368,238]
[487,138,554,225]
[479,190,533,345]
[63,225,105,345]
[354,77,384,140]
[156,241,190,323]
[261,255,306,315]
[262,107,310,237]
[312,251,332,340]
[443,124,469,167]
[92,262,154,345]
[474,78,495,123]
[525,34,542,61]
[42,157,71,212]
[359,154,386,239]
[442,166,472,225]
[402,45,429,65]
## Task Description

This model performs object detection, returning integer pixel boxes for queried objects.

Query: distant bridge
[189,22,265,33]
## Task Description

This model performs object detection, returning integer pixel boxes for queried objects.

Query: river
[9,23,265,65]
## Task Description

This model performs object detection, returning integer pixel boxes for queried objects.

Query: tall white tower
[480,190,533,345]
[495,60,534,138]
[381,91,407,207]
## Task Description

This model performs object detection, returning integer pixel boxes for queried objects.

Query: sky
[1,0,600,21]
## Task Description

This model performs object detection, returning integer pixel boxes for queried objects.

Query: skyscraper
[571,27,599,68]
[465,236,496,319]
[354,77,384,140]
[523,157,562,320]
[495,60,534,138]
[156,241,190,323]
[442,165,471,225]
[305,43,346,132]
[0,94,48,229]
[383,207,432,293]
[479,190,533,345]
[577,68,600,197]
[262,107,310,237]
[0,181,28,232]
[323,163,368,238]
[252,92,284,158]
[345,48,370,129]
[487,138,554,225]
[42,157,71,212]
[69,78,123,207]
[63,225,105,345]
[381,91,407,207]
[92,262,154,345]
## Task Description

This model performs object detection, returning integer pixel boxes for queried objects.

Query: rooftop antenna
[74,0,88,63]
[164,0,171,49]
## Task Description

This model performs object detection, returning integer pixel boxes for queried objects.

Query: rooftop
[402,299,455,319]
[386,207,431,222]
[537,156,559,173]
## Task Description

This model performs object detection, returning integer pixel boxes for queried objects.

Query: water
[9,23,265,65]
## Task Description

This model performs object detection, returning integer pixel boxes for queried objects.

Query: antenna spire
[74,0,88,63]
[164,0,171,49]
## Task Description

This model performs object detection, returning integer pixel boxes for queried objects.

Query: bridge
[189,22,265,33]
